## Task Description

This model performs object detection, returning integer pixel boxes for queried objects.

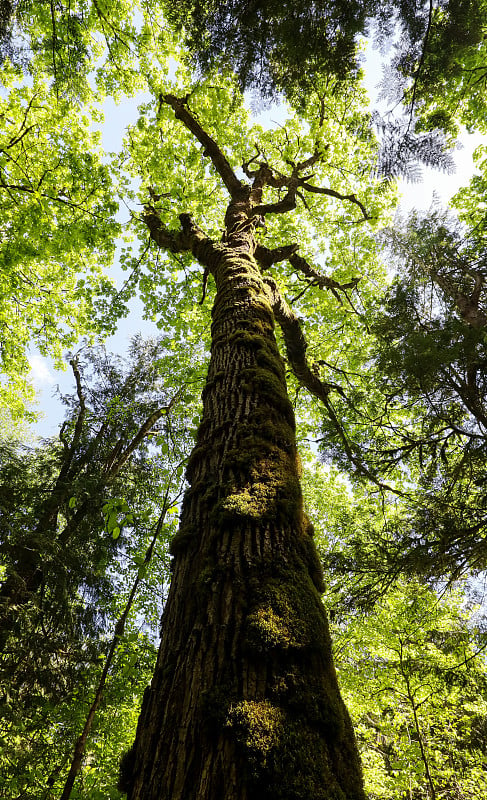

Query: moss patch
[244,571,330,656]
[225,699,348,800]
[241,366,295,429]
[226,699,284,766]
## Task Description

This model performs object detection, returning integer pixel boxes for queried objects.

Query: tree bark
[126,226,365,798]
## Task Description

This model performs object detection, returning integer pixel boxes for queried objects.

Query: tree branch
[264,276,345,401]
[56,359,87,487]
[288,251,360,300]
[299,181,368,219]
[406,0,434,131]
[254,242,299,269]
[58,485,183,800]
[264,277,403,494]
[253,186,297,216]
[107,406,168,475]
[161,94,243,197]
[142,209,191,252]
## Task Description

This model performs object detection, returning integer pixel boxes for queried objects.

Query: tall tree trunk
[126,236,365,799]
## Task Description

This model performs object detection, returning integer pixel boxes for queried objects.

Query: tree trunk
[126,236,365,799]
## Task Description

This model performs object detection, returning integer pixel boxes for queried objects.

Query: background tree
[314,201,487,599]
[0,334,203,798]
[167,0,371,101]
[300,461,487,798]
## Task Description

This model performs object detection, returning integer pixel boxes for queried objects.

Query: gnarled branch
[288,251,360,297]
[254,242,299,269]
[142,209,191,252]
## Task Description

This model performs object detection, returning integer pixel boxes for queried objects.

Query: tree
[298,462,487,797]
[0,335,202,797]
[0,0,144,99]
[314,204,487,598]
[107,51,398,794]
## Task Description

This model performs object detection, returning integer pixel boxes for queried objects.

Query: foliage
[0,0,147,99]
[333,580,487,799]
[167,0,371,101]
[167,0,487,140]
[377,0,487,136]
[300,463,487,798]
[0,59,120,414]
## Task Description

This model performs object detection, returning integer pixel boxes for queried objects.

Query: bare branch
[109,407,168,475]
[161,94,243,197]
[288,251,360,295]
[300,181,368,219]
[56,359,87,485]
[58,486,183,800]
[242,145,263,179]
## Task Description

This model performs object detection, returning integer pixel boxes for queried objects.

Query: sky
[26,51,487,438]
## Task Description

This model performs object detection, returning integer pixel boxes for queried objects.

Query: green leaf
[137,563,148,579]
[107,512,118,532]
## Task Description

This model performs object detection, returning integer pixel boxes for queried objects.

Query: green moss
[241,366,295,429]
[297,516,326,593]
[225,699,348,800]
[226,699,284,764]
[298,534,326,593]
[245,607,294,649]
[194,560,244,604]
[184,479,221,509]
[218,487,266,520]
[244,571,329,655]
[223,329,286,379]
[215,467,301,526]
[255,347,285,379]
[258,419,295,451]
[241,366,284,397]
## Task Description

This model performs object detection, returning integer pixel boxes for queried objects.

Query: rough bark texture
[126,218,365,798]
